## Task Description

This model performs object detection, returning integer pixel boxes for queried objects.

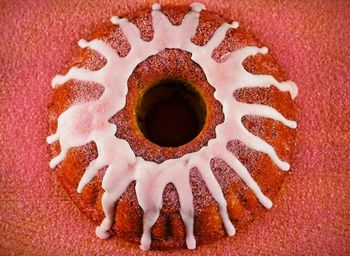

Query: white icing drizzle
[48,2,298,250]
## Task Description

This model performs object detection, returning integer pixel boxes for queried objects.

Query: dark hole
[136,79,207,147]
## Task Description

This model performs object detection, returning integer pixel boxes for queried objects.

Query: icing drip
[48,2,298,250]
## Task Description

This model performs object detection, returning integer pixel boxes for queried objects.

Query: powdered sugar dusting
[47,2,297,250]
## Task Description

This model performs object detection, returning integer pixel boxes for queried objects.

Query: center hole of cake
[136,79,207,147]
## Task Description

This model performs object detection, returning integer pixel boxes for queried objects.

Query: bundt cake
[47,2,298,250]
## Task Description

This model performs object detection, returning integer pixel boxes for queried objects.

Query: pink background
[1,0,349,255]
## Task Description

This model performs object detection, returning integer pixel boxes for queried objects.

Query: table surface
[1,0,349,255]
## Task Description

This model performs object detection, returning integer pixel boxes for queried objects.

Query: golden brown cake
[47,3,297,250]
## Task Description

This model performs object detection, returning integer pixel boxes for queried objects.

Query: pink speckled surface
[0,0,349,255]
